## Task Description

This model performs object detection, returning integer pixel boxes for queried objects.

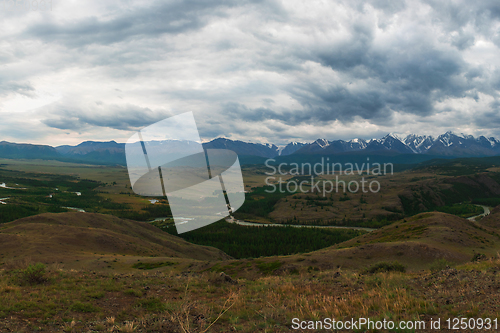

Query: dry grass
[0,257,498,332]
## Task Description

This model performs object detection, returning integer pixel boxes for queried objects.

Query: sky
[1,0,500,146]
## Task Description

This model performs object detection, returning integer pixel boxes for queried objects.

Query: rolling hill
[0,212,230,270]
[213,209,500,278]
[324,211,499,266]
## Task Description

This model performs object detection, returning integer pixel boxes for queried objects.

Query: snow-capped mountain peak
[348,138,367,149]
[403,134,435,153]
[384,133,403,141]
[203,132,500,158]
[314,139,330,148]
[279,141,307,156]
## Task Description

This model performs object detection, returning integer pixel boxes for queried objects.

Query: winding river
[467,205,491,221]
[225,216,375,231]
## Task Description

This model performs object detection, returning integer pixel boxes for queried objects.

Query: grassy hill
[0,209,499,331]
[325,211,500,268]
[210,209,500,278]
[0,212,230,271]
[1,210,500,331]
[3,208,498,277]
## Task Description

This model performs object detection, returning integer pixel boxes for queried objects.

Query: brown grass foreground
[0,257,499,332]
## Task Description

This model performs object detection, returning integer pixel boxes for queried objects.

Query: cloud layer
[1,0,500,145]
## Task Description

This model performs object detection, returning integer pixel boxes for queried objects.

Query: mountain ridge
[294,131,500,157]
[0,131,499,165]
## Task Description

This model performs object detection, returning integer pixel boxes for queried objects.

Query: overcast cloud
[1,0,500,145]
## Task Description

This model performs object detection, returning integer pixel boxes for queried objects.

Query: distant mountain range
[201,132,500,158]
[0,131,499,165]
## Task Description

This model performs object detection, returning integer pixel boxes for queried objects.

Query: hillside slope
[322,211,500,268]
[217,210,500,278]
[0,212,230,267]
[479,205,500,229]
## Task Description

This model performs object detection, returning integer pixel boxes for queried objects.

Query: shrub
[18,263,47,285]
[471,253,486,262]
[364,261,406,274]
[429,259,451,272]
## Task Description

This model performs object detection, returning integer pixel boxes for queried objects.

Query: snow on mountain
[291,132,500,157]
[377,134,415,154]
[347,138,367,150]
[314,139,330,148]
[386,133,403,141]
[279,142,307,156]
[422,131,500,156]
[9,131,500,163]
[477,136,500,149]
[404,134,435,153]
[488,137,499,147]
[57,133,500,159]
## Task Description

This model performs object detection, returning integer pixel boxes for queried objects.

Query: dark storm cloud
[420,0,500,49]
[292,47,467,122]
[23,0,285,47]
[25,1,214,46]
[475,103,500,128]
[230,35,469,127]
[221,0,500,131]
[258,5,477,126]
[42,103,172,131]
[222,102,280,121]
[4,0,500,144]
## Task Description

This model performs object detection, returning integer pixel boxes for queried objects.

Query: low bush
[471,253,486,262]
[17,263,47,285]
[430,259,451,272]
[364,261,406,274]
